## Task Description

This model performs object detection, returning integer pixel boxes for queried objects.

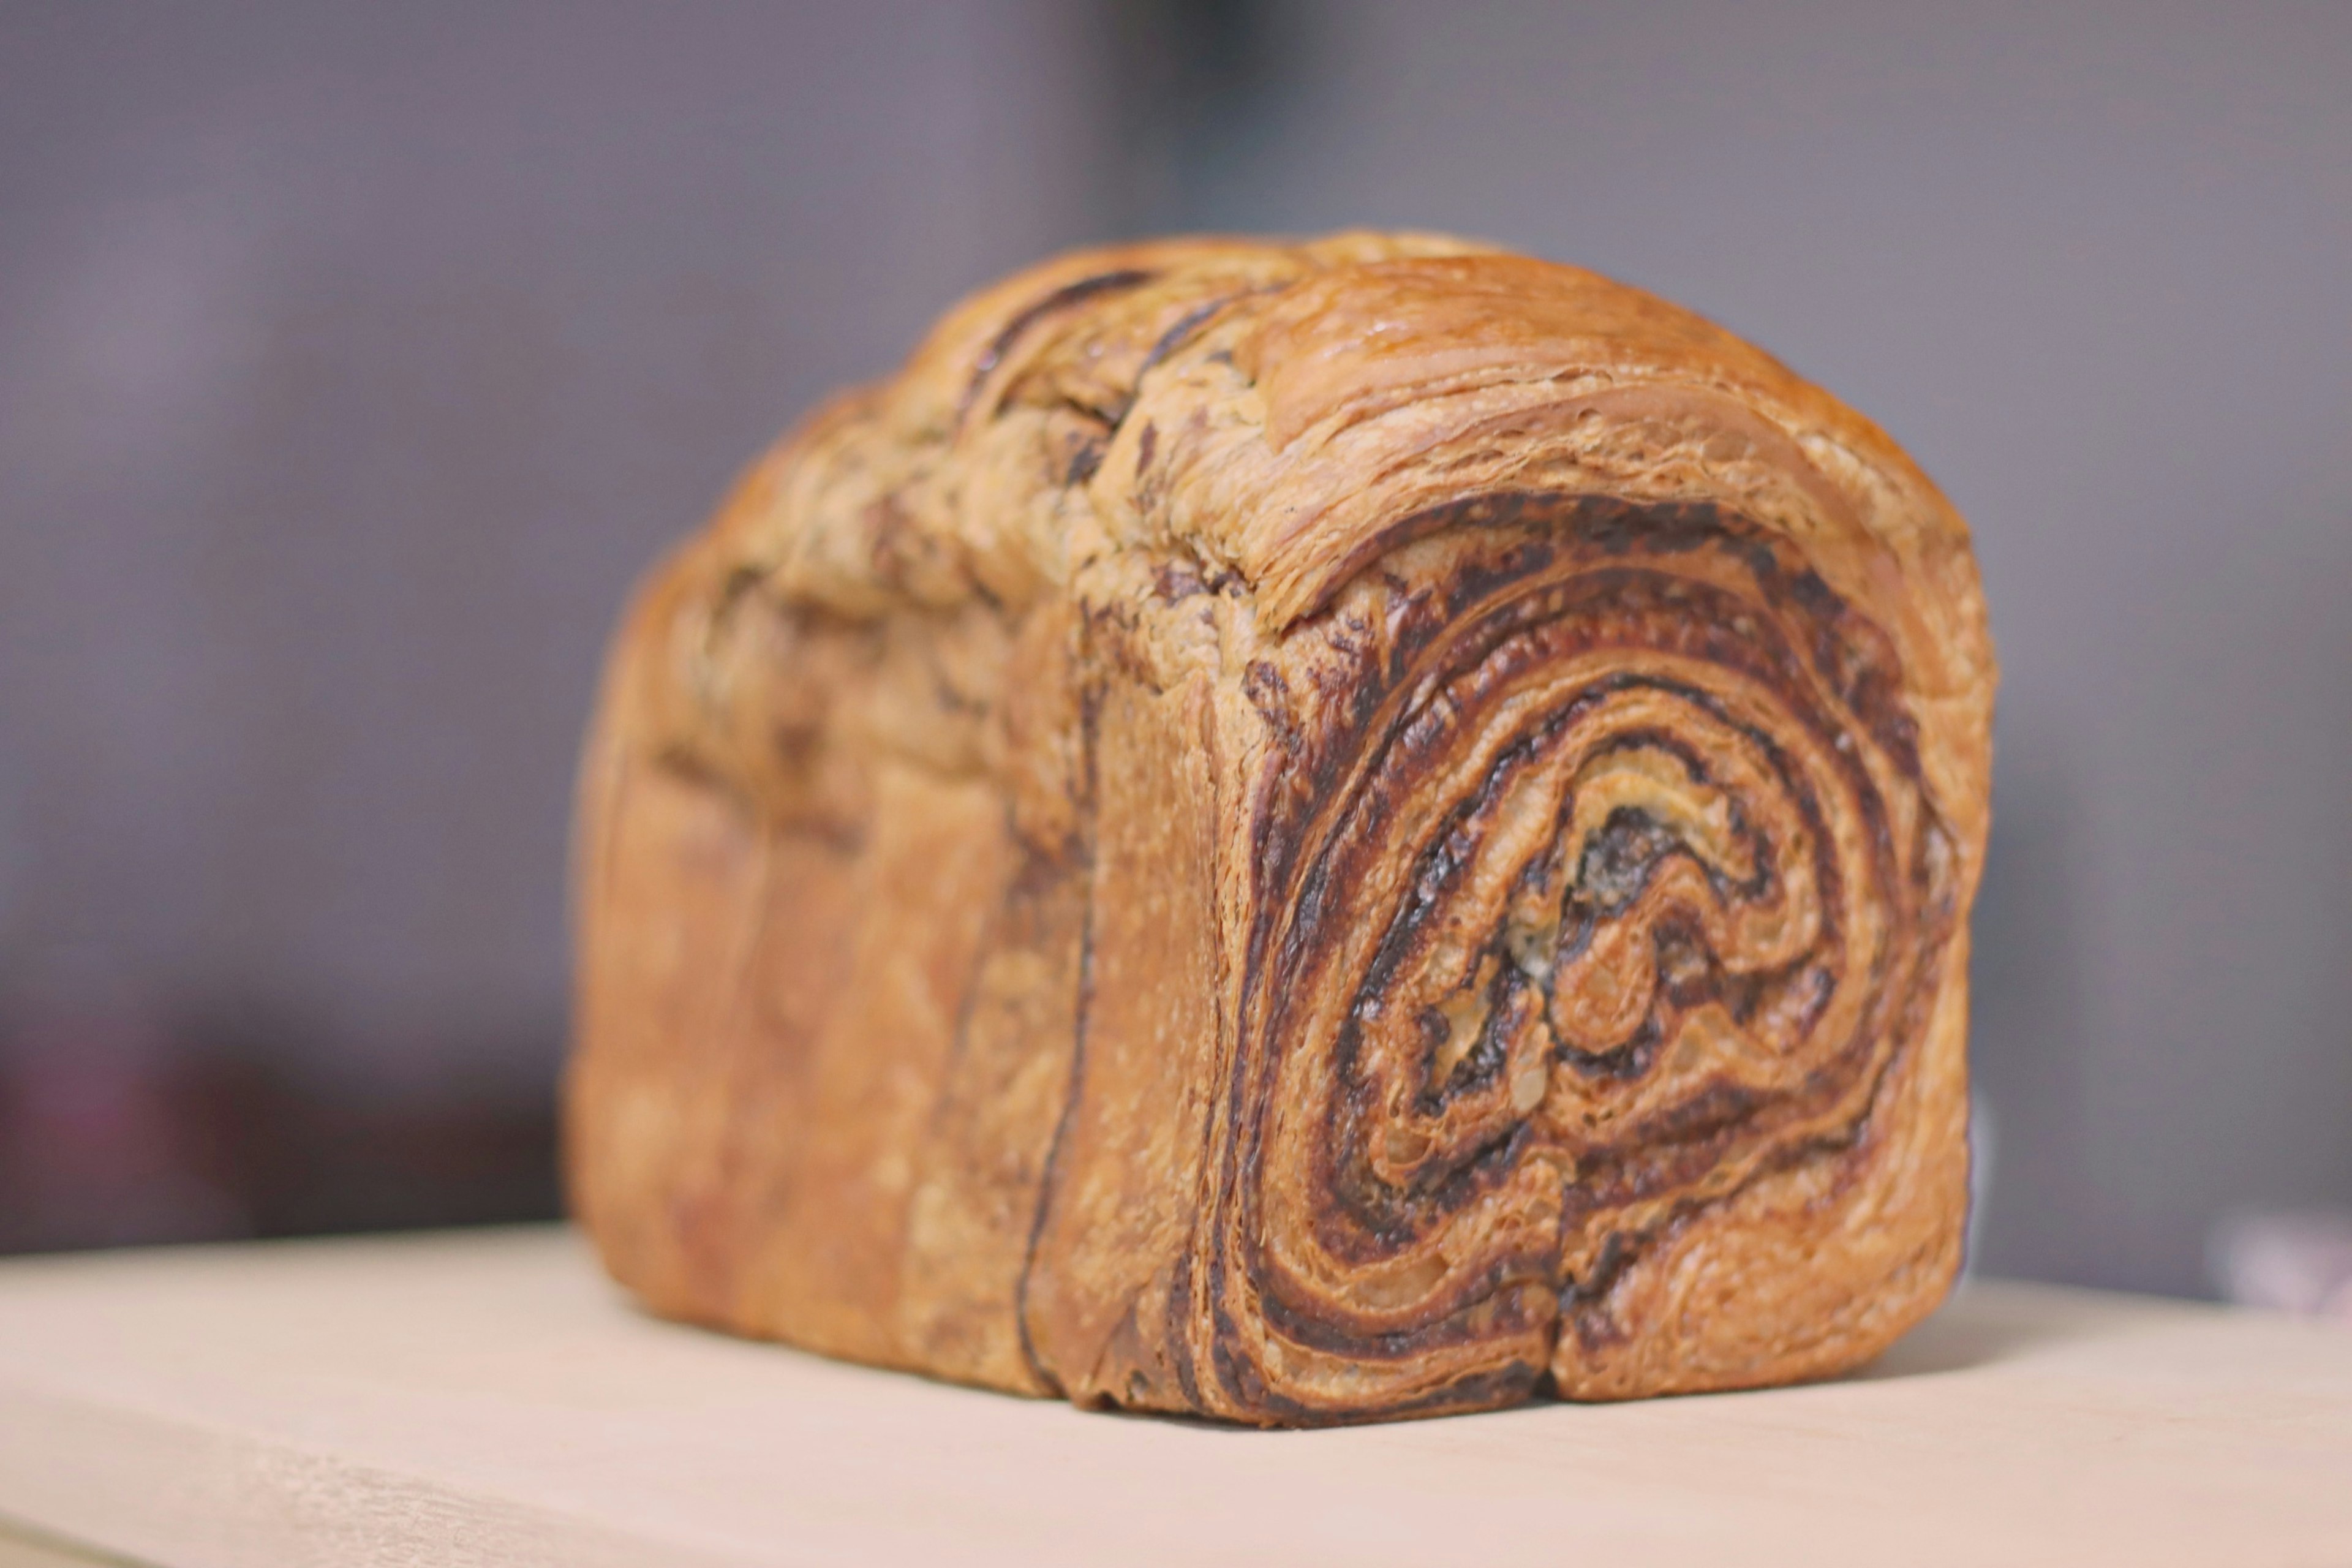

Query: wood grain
[0,1229,2347,1567]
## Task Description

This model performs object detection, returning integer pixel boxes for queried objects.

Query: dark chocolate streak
[1012,677,1106,1395]
[1184,492,1954,1422]
[957,269,1158,428]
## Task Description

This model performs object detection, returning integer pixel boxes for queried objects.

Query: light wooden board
[0,1229,2347,1567]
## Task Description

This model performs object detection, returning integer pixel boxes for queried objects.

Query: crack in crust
[565,234,1996,1426]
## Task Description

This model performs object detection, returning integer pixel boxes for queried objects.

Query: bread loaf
[566,233,1996,1424]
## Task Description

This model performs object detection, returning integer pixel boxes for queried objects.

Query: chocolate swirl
[1186,496,1955,1420]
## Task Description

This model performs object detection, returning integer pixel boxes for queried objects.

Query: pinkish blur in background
[2,2,2348,1305]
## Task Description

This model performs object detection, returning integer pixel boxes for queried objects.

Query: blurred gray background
[1,1,2345,1294]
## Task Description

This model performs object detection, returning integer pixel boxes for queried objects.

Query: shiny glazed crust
[565,234,1997,1424]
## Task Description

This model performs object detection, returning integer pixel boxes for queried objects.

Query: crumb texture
[566,233,1996,1425]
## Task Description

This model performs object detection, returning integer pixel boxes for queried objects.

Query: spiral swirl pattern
[1195,494,1956,1420]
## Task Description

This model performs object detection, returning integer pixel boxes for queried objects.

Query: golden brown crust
[565,233,1996,1424]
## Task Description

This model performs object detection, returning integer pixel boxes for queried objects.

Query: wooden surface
[0,1230,2347,1567]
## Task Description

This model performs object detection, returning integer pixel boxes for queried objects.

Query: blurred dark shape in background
[1,2,2347,1295]
[0,955,559,1251]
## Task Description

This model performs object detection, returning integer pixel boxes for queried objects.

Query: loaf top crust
[650,234,1992,881]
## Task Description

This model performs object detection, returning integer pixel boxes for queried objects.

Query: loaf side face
[565,235,1995,1424]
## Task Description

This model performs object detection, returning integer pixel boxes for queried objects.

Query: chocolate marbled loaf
[566,233,1996,1425]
